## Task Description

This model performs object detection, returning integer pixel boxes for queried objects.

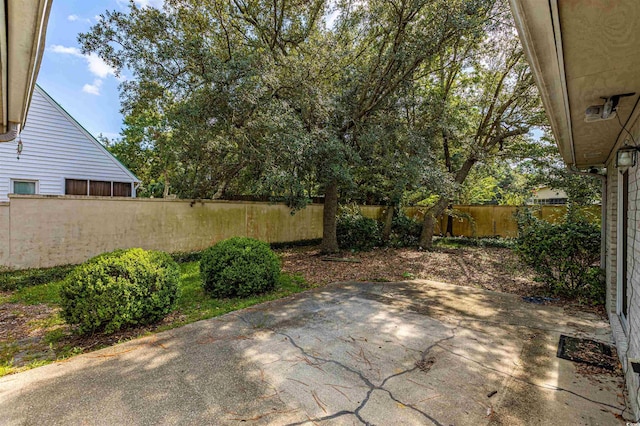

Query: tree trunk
[446,203,454,236]
[381,205,395,243]
[321,180,339,253]
[163,171,170,198]
[419,198,449,249]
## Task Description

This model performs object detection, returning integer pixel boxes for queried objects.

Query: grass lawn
[1,241,597,378]
[0,261,309,377]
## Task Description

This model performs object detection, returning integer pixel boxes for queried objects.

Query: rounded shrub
[60,248,180,334]
[200,237,281,298]
[388,215,422,248]
[516,208,601,299]
[336,208,382,251]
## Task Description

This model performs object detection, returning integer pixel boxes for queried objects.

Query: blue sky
[36,0,162,140]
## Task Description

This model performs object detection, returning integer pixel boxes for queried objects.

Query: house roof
[0,0,52,137]
[34,85,140,183]
[509,0,640,168]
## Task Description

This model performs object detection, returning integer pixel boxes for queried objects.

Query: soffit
[559,0,640,168]
[0,0,52,134]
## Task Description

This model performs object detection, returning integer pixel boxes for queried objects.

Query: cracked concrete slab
[0,280,627,425]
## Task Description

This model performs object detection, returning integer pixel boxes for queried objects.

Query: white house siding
[0,86,137,200]
[607,142,640,419]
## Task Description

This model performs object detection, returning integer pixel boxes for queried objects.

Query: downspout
[568,165,607,268]
[0,123,19,142]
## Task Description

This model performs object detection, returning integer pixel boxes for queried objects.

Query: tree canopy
[82,0,591,251]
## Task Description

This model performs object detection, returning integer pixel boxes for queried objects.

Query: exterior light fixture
[616,145,638,169]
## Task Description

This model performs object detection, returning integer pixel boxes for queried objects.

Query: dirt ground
[281,245,542,295]
[0,245,603,373]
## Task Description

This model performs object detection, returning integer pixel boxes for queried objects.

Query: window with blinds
[89,181,111,196]
[65,179,88,195]
[113,182,132,197]
[65,179,132,197]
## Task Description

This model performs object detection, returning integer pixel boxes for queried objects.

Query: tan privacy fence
[404,205,600,238]
[0,196,600,269]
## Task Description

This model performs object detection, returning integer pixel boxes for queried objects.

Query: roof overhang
[509,0,640,169]
[0,0,52,139]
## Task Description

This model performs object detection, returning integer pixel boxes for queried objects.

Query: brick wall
[607,144,640,419]
[626,163,640,419]
[607,167,618,315]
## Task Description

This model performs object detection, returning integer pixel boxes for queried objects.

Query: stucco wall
[0,196,599,270]
[3,196,325,269]
[0,203,10,266]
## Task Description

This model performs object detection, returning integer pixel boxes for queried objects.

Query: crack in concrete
[236,303,622,423]
[251,317,459,426]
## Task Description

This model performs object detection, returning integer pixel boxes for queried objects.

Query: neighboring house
[529,186,567,205]
[0,85,139,200]
[510,0,640,420]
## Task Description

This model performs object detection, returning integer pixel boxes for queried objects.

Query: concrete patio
[0,280,627,425]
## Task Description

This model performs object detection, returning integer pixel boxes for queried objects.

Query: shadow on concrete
[0,280,627,425]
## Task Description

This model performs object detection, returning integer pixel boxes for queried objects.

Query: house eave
[0,0,52,138]
[510,0,640,169]
[509,0,574,166]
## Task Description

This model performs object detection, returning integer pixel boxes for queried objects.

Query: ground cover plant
[0,255,307,377]
[0,238,604,378]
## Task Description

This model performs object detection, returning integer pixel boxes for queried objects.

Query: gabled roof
[34,85,140,183]
[509,0,640,168]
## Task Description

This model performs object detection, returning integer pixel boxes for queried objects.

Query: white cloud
[50,45,119,96]
[86,53,115,79]
[50,45,82,56]
[82,79,103,96]
[49,44,116,79]
[136,0,164,7]
[117,0,163,9]
[67,14,79,21]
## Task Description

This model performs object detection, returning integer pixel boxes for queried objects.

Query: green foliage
[516,135,602,206]
[387,215,422,248]
[269,239,323,250]
[60,248,180,334]
[200,238,281,298]
[336,207,382,251]
[170,250,203,264]
[516,209,602,301]
[10,281,63,305]
[0,265,74,291]
[80,0,497,251]
[435,236,515,249]
[457,162,529,206]
[1,260,310,377]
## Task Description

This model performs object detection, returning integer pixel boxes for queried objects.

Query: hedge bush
[387,215,422,248]
[200,237,281,298]
[60,248,180,334]
[516,209,602,301]
[336,208,382,251]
